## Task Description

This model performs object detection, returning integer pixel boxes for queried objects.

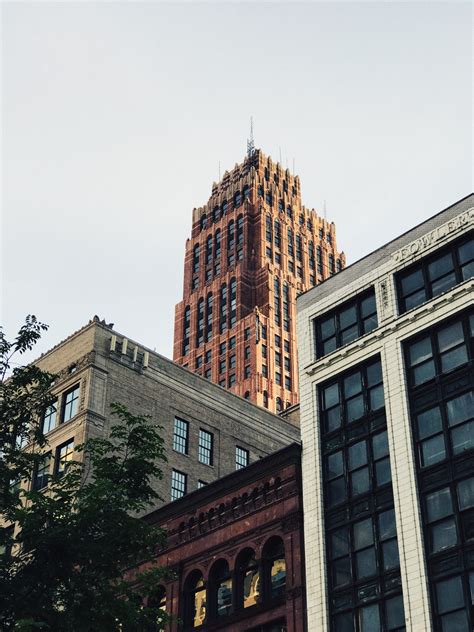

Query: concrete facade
[173,149,345,414]
[29,317,300,507]
[296,195,473,631]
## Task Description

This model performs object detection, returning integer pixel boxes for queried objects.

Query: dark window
[262,344,267,359]
[266,215,272,242]
[33,453,51,490]
[222,200,228,216]
[337,259,342,272]
[284,339,290,352]
[205,350,212,364]
[262,365,268,378]
[315,289,378,358]
[171,469,187,501]
[198,429,213,466]
[236,446,249,470]
[329,254,335,274]
[262,537,286,600]
[284,356,291,371]
[62,386,79,422]
[228,220,235,251]
[309,241,315,269]
[195,356,203,369]
[219,359,226,374]
[275,351,281,367]
[212,206,219,222]
[245,346,251,360]
[55,439,74,477]
[42,401,57,434]
[206,235,213,264]
[274,220,281,248]
[209,560,233,618]
[219,284,227,333]
[286,205,292,219]
[263,390,269,407]
[183,571,206,627]
[276,372,282,385]
[237,215,244,245]
[245,328,251,341]
[219,341,226,355]
[397,233,473,314]
[287,228,294,257]
[283,283,290,333]
[275,335,281,348]
[229,278,237,328]
[214,229,221,259]
[228,374,236,387]
[193,244,200,274]
[205,294,213,342]
[244,365,251,378]
[229,354,236,369]
[173,418,189,454]
[261,325,267,339]
[296,234,302,261]
[204,369,211,379]
[285,376,291,390]
[183,306,191,355]
[317,246,323,274]
[276,397,283,413]
[234,191,242,207]
[196,298,204,346]
[229,336,236,349]
[274,277,281,326]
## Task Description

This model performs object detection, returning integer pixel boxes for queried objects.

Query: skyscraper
[173,149,345,413]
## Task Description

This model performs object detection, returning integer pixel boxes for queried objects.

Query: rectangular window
[198,429,213,466]
[229,354,236,369]
[62,385,79,423]
[236,446,249,470]
[284,339,290,353]
[244,365,251,378]
[284,356,291,371]
[288,260,294,273]
[229,336,236,349]
[276,372,282,385]
[173,418,189,454]
[244,328,251,341]
[195,356,203,369]
[245,346,251,360]
[205,350,212,364]
[204,368,211,379]
[285,376,291,390]
[228,374,236,387]
[197,480,207,489]
[55,440,74,477]
[275,335,281,348]
[219,359,226,373]
[42,401,57,434]
[275,351,281,367]
[219,342,226,355]
[262,364,268,378]
[397,232,473,314]
[33,453,51,490]
[315,289,378,358]
[262,344,267,359]
[171,469,187,501]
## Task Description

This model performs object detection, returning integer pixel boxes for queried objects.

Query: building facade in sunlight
[173,149,345,413]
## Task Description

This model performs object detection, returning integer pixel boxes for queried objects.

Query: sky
[2,1,472,365]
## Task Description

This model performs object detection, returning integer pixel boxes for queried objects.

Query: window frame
[198,429,214,466]
[172,417,189,455]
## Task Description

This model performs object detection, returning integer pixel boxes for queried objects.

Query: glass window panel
[243,566,260,608]
[327,406,342,432]
[349,441,368,470]
[436,575,465,613]
[320,316,336,339]
[469,571,474,604]
[351,468,370,496]
[440,611,470,632]
[372,432,389,459]
[356,548,377,579]
[458,477,474,510]
[417,406,443,439]
[401,268,424,296]
[324,383,340,409]
[408,337,433,366]
[431,272,457,297]
[340,305,357,329]
[217,578,232,616]
[428,252,454,281]
[341,325,359,345]
[426,487,453,522]
[446,392,473,426]
[346,395,364,423]
[270,558,286,598]
[363,315,378,334]
[366,361,382,386]
[421,435,446,467]
[438,322,465,352]
[334,612,354,632]
[386,595,405,630]
[379,509,397,540]
[441,346,468,373]
[461,261,474,280]
[333,556,352,587]
[361,294,376,317]
[405,288,427,311]
[324,338,337,355]
[329,478,347,506]
[359,604,380,632]
[369,385,384,411]
[382,540,400,570]
[354,518,374,549]
[458,239,474,264]
[451,421,474,454]
[344,372,362,398]
[375,458,392,486]
[331,528,350,558]
[432,519,458,552]
[327,451,344,479]
[413,360,436,385]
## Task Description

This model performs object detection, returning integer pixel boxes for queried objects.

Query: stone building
[129,443,305,632]
[296,194,473,631]
[29,317,300,505]
[173,148,344,413]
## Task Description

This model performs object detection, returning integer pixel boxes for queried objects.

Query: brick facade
[173,149,345,413]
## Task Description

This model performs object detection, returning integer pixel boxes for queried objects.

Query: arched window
[209,560,233,618]
[263,537,286,600]
[243,184,250,199]
[205,235,213,265]
[237,215,244,245]
[229,278,237,328]
[274,219,281,249]
[276,397,283,413]
[183,306,191,356]
[196,299,204,347]
[234,191,242,207]
[184,571,206,628]
[193,244,200,274]
[228,220,235,250]
[212,206,219,223]
[222,200,228,216]
[263,391,269,408]
[214,230,221,259]
[219,284,227,333]
[206,293,213,342]
[236,549,261,609]
[200,214,207,231]
[286,205,292,219]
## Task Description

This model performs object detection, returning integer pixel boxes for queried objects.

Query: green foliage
[0,318,172,631]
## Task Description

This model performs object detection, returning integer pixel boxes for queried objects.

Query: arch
[235,548,261,609]
[209,559,233,618]
[262,536,286,600]
[183,570,207,628]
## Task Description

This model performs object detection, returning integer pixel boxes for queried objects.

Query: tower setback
[173,149,345,413]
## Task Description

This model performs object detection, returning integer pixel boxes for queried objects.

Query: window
[262,365,268,378]
[229,278,237,328]
[229,354,236,369]
[214,229,221,259]
[236,446,249,470]
[276,397,283,413]
[329,253,335,274]
[229,336,236,350]
[33,453,51,490]
[275,351,281,367]
[236,549,261,608]
[243,185,250,199]
[275,372,282,385]
[198,480,207,489]
[284,376,291,390]
[261,325,267,339]
[42,401,57,433]
[397,233,473,314]
[263,391,269,408]
[228,220,235,251]
[171,469,187,501]
[315,289,378,358]
[219,284,227,333]
[265,215,272,242]
[244,366,251,378]
[244,327,251,341]
[183,306,191,355]
[284,356,290,371]
[296,234,302,261]
[274,220,281,248]
[275,334,281,348]
[209,560,233,618]
[222,200,228,216]
[263,537,286,600]
[195,356,203,369]
[198,429,213,466]
[173,418,189,454]
[228,373,236,387]
[62,385,79,422]
[286,205,292,219]
[204,369,211,379]
[219,341,226,355]
[287,228,294,257]
[234,191,242,207]
[184,571,206,627]
[196,299,204,347]
[55,439,74,477]
[316,246,322,274]
[205,235,213,264]
[274,277,281,326]
[205,349,212,364]
[284,339,290,352]
[219,359,226,374]
[288,260,294,273]
[245,346,251,360]
[237,215,244,244]
[308,241,315,269]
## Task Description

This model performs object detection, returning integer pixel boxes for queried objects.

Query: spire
[247,116,255,158]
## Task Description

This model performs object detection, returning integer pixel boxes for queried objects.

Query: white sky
[2,1,472,365]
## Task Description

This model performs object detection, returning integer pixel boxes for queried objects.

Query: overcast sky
[2,1,472,365]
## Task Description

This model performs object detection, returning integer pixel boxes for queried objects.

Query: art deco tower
[173,148,345,413]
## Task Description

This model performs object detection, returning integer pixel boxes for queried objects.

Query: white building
[296,194,473,632]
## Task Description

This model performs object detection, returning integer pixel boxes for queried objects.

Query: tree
[0,317,172,631]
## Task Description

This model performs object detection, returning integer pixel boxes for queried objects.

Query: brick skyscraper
[173,149,345,413]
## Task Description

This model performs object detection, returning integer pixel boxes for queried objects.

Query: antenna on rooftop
[247,116,255,158]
